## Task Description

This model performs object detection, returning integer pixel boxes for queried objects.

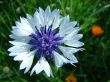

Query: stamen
[29,26,63,59]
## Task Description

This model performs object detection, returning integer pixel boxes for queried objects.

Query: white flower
[8,6,84,77]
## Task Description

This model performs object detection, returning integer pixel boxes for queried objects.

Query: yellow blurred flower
[65,74,77,82]
[91,25,104,36]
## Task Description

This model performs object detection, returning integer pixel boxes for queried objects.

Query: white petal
[72,34,83,41]
[39,7,45,16]
[34,10,44,27]
[59,46,78,62]
[19,50,35,73]
[62,28,84,47]
[9,34,30,42]
[31,57,53,77]
[41,57,53,77]
[11,27,31,36]
[11,20,34,36]
[45,6,51,26]
[26,14,37,31]
[38,7,45,24]
[31,60,43,75]
[52,15,62,30]
[14,52,28,61]
[53,51,74,68]
[9,34,23,39]
[63,33,83,42]
[59,46,83,53]
[9,52,23,56]
[64,40,84,47]
[48,9,60,27]
[20,17,34,33]
[59,16,78,37]
[13,17,34,36]
[8,45,31,53]
[12,26,16,29]
[60,16,70,28]
[9,52,17,56]
[9,41,29,46]
[59,16,70,36]
[24,58,33,73]
[45,6,51,17]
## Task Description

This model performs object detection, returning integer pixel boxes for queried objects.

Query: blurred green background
[0,0,110,82]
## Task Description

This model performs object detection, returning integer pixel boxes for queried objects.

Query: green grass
[0,0,110,82]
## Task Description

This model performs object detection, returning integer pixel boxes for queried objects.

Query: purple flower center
[29,26,63,59]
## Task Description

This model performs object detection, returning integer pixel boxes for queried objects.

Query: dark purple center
[29,26,63,59]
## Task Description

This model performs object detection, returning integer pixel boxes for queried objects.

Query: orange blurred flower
[91,25,104,36]
[65,74,77,82]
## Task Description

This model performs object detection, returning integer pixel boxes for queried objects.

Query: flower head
[91,25,104,36]
[8,6,84,77]
[65,74,77,82]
